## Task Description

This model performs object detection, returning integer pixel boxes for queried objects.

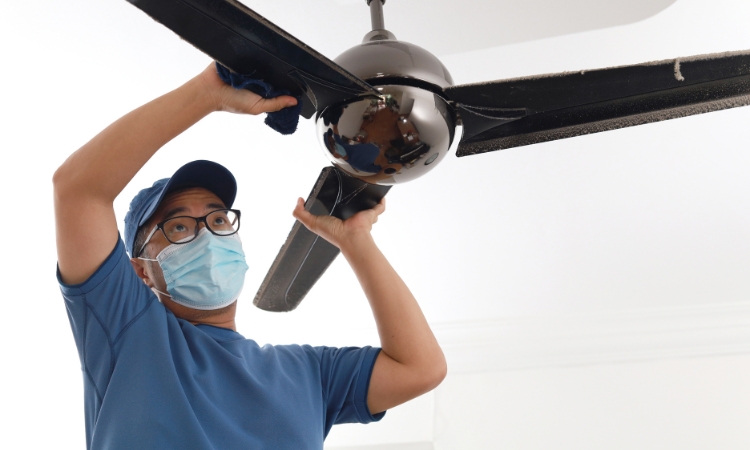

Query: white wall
[325,353,750,450]
[434,354,750,450]
[324,304,750,450]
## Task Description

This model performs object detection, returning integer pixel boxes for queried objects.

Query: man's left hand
[292,197,385,251]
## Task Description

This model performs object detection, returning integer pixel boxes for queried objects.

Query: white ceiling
[243,0,677,56]
[1,0,750,446]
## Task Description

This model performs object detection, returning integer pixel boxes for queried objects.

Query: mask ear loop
[134,254,173,300]
[151,286,173,299]
[136,256,171,299]
[136,225,174,299]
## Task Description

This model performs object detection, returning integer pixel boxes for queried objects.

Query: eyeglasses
[137,209,241,257]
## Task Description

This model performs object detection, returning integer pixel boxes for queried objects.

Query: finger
[255,95,298,114]
[292,197,316,230]
[371,199,386,216]
[292,197,306,220]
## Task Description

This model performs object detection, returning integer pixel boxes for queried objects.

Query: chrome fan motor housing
[315,37,457,185]
[337,32,454,89]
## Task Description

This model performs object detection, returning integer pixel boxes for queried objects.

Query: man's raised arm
[53,65,296,285]
[293,197,447,415]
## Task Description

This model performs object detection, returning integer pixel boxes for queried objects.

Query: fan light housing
[316,32,457,185]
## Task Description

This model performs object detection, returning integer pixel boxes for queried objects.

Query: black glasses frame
[137,209,241,257]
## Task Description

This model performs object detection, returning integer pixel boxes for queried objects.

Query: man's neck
[190,317,237,331]
[160,295,238,331]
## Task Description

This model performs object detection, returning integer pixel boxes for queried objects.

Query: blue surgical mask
[140,228,249,310]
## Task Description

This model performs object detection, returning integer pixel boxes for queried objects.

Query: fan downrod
[367,0,386,31]
[364,0,395,42]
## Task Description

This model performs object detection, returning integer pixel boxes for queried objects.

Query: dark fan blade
[128,0,379,117]
[445,50,750,156]
[254,167,391,312]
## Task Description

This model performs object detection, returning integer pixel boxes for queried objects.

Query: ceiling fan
[126,0,750,312]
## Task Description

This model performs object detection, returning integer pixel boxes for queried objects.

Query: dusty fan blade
[254,167,390,312]
[446,50,750,156]
[127,0,379,118]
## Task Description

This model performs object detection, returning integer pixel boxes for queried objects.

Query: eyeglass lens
[162,210,239,244]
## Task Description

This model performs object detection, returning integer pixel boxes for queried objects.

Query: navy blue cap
[124,160,237,257]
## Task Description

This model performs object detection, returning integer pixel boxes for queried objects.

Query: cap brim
[137,160,237,228]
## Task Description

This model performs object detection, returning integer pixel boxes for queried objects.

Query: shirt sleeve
[57,236,156,399]
[315,345,386,431]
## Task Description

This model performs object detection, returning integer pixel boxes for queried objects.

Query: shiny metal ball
[315,38,457,185]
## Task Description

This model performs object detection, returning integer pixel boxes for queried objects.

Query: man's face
[130,187,238,322]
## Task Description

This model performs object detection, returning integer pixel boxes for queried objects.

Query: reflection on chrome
[316,85,456,185]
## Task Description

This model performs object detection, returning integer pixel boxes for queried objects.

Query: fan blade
[127,0,379,117]
[445,50,750,156]
[254,167,391,312]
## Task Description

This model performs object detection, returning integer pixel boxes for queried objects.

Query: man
[53,63,446,449]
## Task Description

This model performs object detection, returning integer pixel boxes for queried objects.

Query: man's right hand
[196,64,298,116]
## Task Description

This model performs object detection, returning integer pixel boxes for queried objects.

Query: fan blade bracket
[453,103,527,141]
[289,70,380,118]
[253,167,391,312]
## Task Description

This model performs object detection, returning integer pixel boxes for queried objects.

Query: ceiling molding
[435,302,750,373]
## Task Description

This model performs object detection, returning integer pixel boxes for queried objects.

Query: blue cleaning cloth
[215,62,303,135]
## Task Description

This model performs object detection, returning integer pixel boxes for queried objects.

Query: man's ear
[130,258,154,288]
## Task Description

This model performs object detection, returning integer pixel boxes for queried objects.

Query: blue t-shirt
[58,238,384,449]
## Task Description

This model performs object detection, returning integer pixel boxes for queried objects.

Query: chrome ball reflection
[316,85,455,185]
